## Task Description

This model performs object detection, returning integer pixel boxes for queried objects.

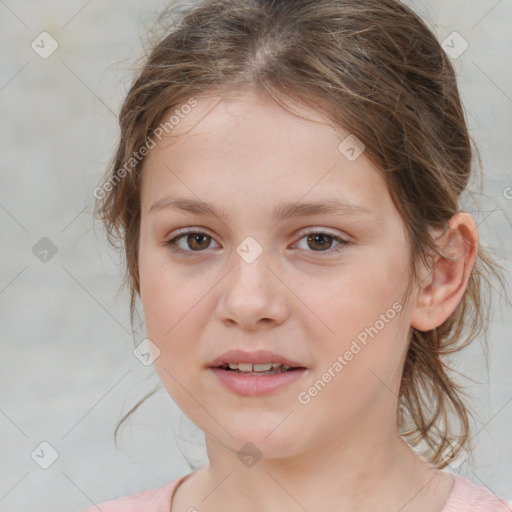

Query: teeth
[225,363,292,372]
[253,363,272,371]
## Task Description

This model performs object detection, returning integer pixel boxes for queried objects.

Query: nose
[216,249,289,330]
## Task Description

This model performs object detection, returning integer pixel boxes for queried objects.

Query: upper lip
[208,349,305,368]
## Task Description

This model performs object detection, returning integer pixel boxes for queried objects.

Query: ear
[410,212,479,332]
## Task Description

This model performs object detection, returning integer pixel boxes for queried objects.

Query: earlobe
[410,213,479,332]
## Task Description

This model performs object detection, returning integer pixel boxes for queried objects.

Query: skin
[137,87,478,512]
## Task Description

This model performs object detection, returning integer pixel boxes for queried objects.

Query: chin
[221,415,306,456]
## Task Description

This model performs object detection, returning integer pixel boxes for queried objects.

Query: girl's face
[138,88,416,460]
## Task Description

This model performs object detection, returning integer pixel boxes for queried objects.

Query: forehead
[140,88,392,219]
[150,88,342,155]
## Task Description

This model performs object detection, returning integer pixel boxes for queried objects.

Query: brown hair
[96,0,504,469]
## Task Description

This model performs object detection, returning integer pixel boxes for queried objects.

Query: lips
[207,349,305,369]
[210,366,307,396]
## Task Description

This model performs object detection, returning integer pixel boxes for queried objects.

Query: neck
[198,420,442,512]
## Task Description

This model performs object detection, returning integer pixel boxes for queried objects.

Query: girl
[84,0,511,510]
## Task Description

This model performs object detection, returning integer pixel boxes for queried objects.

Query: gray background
[0,1,511,510]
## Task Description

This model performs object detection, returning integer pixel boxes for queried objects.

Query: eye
[166,230,218,254]
[165,229,349,256]
[294,230,349,254]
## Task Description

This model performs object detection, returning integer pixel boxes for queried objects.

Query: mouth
[208,358,307,396]
[215,362,305,375]
[207,349,308,396]
[207,349,306,370]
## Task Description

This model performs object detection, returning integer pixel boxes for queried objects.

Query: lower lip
[209,368,307,397]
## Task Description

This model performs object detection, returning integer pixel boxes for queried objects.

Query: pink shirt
[79,472,512,512]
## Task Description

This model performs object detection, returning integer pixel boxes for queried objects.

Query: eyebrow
[149,195,373,222]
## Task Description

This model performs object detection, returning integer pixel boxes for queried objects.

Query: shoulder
[442,473,512,512]
[77,476,183,512]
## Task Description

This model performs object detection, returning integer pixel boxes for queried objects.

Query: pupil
[189,234,209,250]
[308,234,331,250]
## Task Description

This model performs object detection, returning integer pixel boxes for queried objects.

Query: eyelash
[165,229,349,256]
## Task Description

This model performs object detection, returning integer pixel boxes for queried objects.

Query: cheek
[299,278,408,424]
[138,244,211,363]
[138,249,209,407]
[308,258,407,339]
[301,246,411,385]
[138,245,165,335]
[138,242,180,346]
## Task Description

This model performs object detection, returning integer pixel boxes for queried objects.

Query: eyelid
[295,226,347,239]
[292,228,349,254]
